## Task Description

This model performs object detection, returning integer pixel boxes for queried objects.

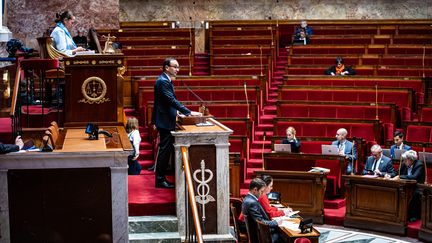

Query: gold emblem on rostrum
[78,77,110,104]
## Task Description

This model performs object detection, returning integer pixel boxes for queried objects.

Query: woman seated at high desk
[50,11,85,56]
[281,126,301,153]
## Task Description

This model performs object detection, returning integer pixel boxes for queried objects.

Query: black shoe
[156,180,175,189]
[147,164,155,171]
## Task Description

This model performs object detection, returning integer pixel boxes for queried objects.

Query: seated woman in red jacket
[239,174,291,221]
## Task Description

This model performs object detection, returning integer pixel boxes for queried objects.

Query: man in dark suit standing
[0,136,23,154]
[242,178,282,243]
[331,128,357,174]
[362,144,396,178]
[152,57,201,188]
[396,150,425,221]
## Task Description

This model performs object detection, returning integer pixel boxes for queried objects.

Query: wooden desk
[419,183,432,242]
[264,152,345,196]
[343,175,416,235]
[255,170,327,224]
[0,126,131,243]
[279,218,320,243]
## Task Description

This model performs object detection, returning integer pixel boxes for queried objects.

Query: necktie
[372,160,377,171]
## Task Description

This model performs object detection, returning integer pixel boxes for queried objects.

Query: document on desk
[271,203,285,208]
[280,220,301,233]
[286,210,300,217]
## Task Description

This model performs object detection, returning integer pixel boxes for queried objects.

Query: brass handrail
[9,65,21,117]
[181,146,204,243]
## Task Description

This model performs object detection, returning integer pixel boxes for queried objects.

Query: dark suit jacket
[0,142,19,154]
[390,144,411,159]
[400,160,425,183]
[152,72,191,130]
[362,155,396,177]
[242,193,278,243]
[281,138,301,153]
[331,140,357,161]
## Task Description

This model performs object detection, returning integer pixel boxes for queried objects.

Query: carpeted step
[256,123,274,130]
[138,160,154,169]
[140,141,153,150]
[324,207,345,226]
[264,105,277,111]
[247,158,263,168]
[240,188,249,197]
[407,219,421,238]
[324,198,346,209]
[246,167,261,179]
[259,115,276,123]
[254,131,274,140]
[125,108,136,117]
[138,150,154,160]
[128,174,176,216]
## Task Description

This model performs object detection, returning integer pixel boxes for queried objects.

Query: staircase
[193,53,210,76]
[129,216,181,243]
[242,48,288,192]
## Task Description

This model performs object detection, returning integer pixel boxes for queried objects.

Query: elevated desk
[0,126,131,243]
[255,170,327,224]
[264,152,346,196]
[343,175,416,235]
[419,183,432,242]
[63,54,125,126]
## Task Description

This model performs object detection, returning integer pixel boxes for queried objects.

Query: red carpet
[128,169,176,216]
[324,207,346,226]
[407,219,421,238]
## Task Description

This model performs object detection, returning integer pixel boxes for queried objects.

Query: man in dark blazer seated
[362,144,396,178]
[152,57,201,188]
[395,150,425,222]
[390,131,411,159]
[332,128,357,174]
[242,178,283,243]
[0,136,23,154]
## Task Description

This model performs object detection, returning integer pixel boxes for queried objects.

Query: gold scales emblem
[78,77,110,104]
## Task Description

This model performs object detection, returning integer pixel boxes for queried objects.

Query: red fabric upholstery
[406,125,432,142]
[20,59,60,70]
[420,108,432,122]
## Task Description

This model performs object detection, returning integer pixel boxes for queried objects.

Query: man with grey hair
[362,144,396,178]
[332,128,357,174]
[396,150,425,222]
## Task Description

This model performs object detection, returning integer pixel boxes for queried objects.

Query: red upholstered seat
[406,125,432,143]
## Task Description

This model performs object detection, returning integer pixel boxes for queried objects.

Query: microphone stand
[262,131,266,170]
[423,145,428,184]
[181,80,207,115]
[189,16,193,77]
[244,82,250,119]
[259,45,263,76]
[375,82,379,120]
[422,44,426,79]
[351,137,356,175]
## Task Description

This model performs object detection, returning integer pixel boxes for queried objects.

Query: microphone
[181,80,208,115]
[375,82,379,120]
[244,82,250,119]
[259,45,263,76]
[262,131,267,170]
[422,44,426,78]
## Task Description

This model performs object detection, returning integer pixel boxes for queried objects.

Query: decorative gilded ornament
[78,77,110,104]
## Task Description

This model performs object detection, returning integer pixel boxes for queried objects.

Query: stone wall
[4,0,432,50]
[6,0,119,49]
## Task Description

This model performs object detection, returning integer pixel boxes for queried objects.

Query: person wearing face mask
[50,10,86,56]
[325,57,356,76]
[281,126,301,153]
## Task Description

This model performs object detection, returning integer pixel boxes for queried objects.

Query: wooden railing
[181,146,204,243]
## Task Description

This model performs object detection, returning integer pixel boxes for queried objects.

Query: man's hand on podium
[190,111,202,116]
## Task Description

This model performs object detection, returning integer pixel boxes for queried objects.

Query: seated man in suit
[393,150,425,221]
[332,128,357,174]
[390,131,411,159]
[0,136,23,154]
[242,178,283,243]
[362,144,396,178]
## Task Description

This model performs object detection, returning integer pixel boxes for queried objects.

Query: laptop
[321,144,339,155]
[382,148,391,158]
[419,152,432,163]
[394,149,407,160]
[274,144,291,152]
